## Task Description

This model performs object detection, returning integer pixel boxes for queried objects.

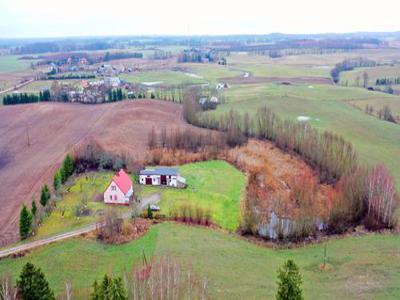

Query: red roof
[112,169,132,195]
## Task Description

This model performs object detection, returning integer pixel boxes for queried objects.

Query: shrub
[276,259,303,300]
[365,165,398,229]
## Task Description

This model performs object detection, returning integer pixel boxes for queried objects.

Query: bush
[276,259,303,300]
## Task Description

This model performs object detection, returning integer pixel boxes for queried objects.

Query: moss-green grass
[141,160,245,231]
[1,223,399,299]
[0,55,36,73]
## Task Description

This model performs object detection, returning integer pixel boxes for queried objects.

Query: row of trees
[148,126,227,152]
[47,74,95,80]
[3,90,51,105]
[331,57,376,83]
[19,155,74,240]
[375,77,400,86]
[365,105,398,124]
[107,88,124,102]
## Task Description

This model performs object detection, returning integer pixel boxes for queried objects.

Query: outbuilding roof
[112,169,133,195]
[140,167,179,176]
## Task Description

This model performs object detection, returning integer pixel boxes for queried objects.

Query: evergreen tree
[19,205,32,240]
[53,171,61,192]
[276,259,303,300]
[147,204,153,219]
[31,199,37,218]
[117,88,123,101]
[60,165,67,184]
[63,154,74,179]
[90,275,127,300]
[40,184,50,207]
[17,262,55,300]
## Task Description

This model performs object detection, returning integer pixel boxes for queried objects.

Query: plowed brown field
[0,100,196,246]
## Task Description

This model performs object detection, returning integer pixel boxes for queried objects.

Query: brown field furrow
[0,100,194,246]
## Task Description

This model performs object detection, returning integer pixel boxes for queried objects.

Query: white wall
[104,181,130,205]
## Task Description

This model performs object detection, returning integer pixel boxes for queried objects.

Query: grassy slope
[141,160,245,231]
[1,223,399,299]
[211,83,400,191]
[0,55,34,73]
[339,65,400,86]
[119,70,206,85]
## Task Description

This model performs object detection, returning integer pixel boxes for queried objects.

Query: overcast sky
[0,0,399,38]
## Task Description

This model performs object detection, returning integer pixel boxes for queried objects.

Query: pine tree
[53,171,61,192]
[19,205,32,240]
[90,275,127,300]
[147,204,153,219]
[31,199,37,218]
[276,259,303,300]
[17,262,55,300]
[40,184,50,207]
[63,154,74,179]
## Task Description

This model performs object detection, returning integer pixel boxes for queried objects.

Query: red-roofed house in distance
[104,169,133,205]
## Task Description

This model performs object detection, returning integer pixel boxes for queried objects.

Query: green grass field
[120,70,206,86]
[141,160,245,231]
[0,55,36,73]
[1,223,399,299]
[210,83,400,192]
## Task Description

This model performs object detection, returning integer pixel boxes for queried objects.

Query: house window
[111,185,116,191]
[114,195,117,201]
[109,195,112,200]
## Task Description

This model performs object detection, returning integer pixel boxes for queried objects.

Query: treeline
[184,97,355,182]
[107,88,125,102]
[375,77,400,85]
[182,93,397,235]
[104,51,143,61]
[148,127,227,152]
[177,49,219,63]
[3,90,51,105]
[365,105,398,124]
[331,57,377,83]
[47,74,96,80]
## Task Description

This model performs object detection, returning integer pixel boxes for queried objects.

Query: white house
[139,167,186,188]
[104,169,133,205]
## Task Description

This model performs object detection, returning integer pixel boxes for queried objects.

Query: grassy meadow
[120,70,206,86]
[210,81,400,192]
[141,160,246,231]
[0,55,37,73]
[1,223,399,299]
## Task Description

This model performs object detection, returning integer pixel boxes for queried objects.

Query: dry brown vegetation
[0,100,205,246]
[97,209,150,245]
